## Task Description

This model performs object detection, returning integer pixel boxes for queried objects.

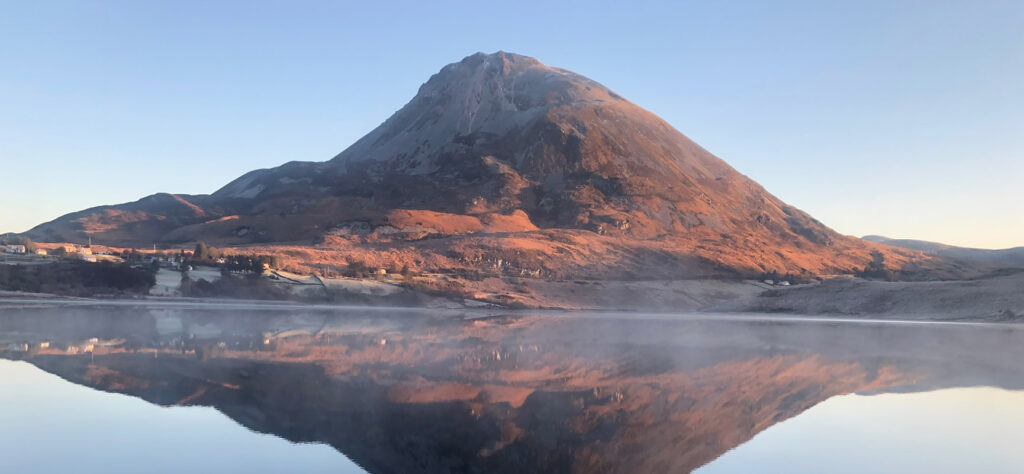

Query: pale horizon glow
[699,387,1024,473]
[0,360,363,472]
[1,1,1021,249]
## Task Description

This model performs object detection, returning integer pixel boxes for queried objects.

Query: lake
[1,300,1023,473]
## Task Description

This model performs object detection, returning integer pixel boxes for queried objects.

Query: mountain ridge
[863,235,1024,267]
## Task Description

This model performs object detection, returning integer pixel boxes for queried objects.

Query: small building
[375,268,388,277]
[34,248,47,256]
[79,247,92,255]
[4,244,26,254]
[80,254,97,263]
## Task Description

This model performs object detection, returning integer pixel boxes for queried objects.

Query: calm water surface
[1,301,1023,473]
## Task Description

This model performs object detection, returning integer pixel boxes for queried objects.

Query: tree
[858,251,895,281]
[180,272,192,296]
[194,242,228,262]
[347,259,370,278]
[194,242,209,261]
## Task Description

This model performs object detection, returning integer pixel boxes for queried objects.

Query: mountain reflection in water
[1,302,1023,473]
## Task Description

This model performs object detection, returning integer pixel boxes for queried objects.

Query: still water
[1,301,1023,473]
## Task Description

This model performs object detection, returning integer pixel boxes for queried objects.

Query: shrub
[0,261,155,296]
[857,251,896,281]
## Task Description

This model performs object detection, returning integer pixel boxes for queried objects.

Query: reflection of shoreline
[1,306,1023,473]
[3,297,1024,328]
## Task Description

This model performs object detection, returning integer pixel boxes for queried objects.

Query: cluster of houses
[4,244,51,257]
[63,244,97,262]
[4,241,281,274]
[2,243,101,262]
[2,338,127,356]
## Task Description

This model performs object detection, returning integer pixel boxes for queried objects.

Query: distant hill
[863,236,1024,267]
[23,52,950,282]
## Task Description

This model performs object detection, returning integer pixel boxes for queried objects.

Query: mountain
[24,52,935,281]
[863,236,1024,268]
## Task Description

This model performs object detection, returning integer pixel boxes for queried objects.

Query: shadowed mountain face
[24,51,929,279]
[3,304,1024,473]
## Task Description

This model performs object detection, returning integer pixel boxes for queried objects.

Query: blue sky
[1,1,1021,248]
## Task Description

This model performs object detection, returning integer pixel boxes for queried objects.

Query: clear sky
[1,1,1021,249]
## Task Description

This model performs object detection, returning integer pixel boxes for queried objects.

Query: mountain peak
[330,51,620,168]
[457,51,545,74]
[25,52,927,284]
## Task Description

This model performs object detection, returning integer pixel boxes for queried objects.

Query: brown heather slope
[23,52,955,281]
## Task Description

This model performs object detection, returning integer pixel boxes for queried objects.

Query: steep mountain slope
[25,52,933,280]
[863,235,1024,267]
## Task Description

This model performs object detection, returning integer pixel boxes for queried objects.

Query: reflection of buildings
[1,305,1023,473]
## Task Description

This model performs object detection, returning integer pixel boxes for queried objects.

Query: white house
[4,244,26,254]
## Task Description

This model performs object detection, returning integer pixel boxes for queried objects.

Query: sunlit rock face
[23,52,929,281]
[4,305,1024,473]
